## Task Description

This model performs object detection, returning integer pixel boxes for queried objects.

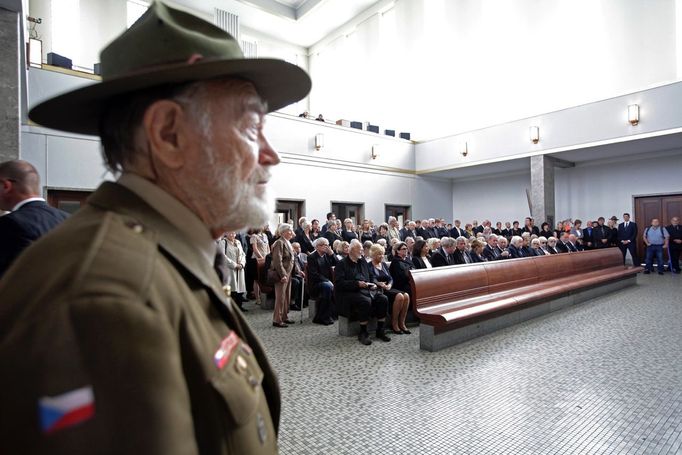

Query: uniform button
[235,355,248,374]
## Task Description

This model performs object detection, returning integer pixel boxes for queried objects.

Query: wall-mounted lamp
[314,133,324,151]
[628,104,639,126]
[371,144,380,160]
[461,142,468,157]
[28,38,42,68]
[529,126,540,144]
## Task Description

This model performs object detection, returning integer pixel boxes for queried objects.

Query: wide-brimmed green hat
[29,1,311,135]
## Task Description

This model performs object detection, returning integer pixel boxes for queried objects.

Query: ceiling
[423,132,682,181]
[178,0,383,48]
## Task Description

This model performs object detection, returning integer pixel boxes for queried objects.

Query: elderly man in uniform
[0,2,310,454]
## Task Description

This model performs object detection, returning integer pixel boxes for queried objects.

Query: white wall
[416,81,682,173]
[309,0,680,140]
[451,172,531,224]
[446,150,682,226]
[555,149,682,221]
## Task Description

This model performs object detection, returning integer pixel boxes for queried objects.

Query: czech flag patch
[39,386,95,434]
[214,332,239,369]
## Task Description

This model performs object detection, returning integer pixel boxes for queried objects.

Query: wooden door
[634,194,682,264]
[46,189,92,214]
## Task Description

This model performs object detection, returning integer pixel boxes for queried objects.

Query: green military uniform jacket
[0,176,280,454]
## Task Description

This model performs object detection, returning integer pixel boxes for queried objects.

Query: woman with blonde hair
[270,223,297,328]
[369,243,411,334]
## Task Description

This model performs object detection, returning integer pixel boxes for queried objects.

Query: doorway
[274,199,305,229]
[633,193,682,265]
[46,189,93,214]
[385,204,411,227]
[331,202,364,225]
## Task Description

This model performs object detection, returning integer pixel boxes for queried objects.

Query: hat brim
[29,58,312,135]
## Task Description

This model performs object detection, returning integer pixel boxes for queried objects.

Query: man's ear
[142,100,191,169]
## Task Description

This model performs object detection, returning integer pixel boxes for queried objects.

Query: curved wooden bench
[409,248,643,351]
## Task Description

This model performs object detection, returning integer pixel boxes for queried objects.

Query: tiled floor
[242,274,682,455]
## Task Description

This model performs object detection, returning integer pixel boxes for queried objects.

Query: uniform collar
[87,178,224,301]
[118,173,215,267]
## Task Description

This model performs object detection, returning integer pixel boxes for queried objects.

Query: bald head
[0,160,42,211]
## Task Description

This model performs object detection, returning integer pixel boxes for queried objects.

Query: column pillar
[530,155,555,227]
[0,7,20,163]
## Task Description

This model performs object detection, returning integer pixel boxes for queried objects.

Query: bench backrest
[410,248,624,313]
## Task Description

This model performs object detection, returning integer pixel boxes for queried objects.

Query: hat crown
[100,1,244,80]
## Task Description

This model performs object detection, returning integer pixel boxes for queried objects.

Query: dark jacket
[334,256,372,317]
[411,256,429,270]
[430,247,454,267]
[508,244,525,258]
[453,249,473,264]
[307,250,338,298]
[295,230,315,254]
[482,244,499,261]
[389,257,413,293]
[0,200,69,278]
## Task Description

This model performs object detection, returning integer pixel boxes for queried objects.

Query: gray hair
[440,237,455,248]
[455,236,468,243]
[511,235,523,247]
[277,223,293,236]
[300,219,310,230]
[313,237,329,247]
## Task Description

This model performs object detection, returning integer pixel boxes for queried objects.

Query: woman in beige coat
[270,224,296,327]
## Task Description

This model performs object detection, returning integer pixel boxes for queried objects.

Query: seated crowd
[214,212,654,346]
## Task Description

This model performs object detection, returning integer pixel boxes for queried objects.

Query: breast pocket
[208,332,265,426]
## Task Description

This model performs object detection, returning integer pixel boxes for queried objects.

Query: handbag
[267,268,280,285]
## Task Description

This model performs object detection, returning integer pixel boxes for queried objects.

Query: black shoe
[284,319,296,324]
[376,331,391,342]
[272,322,288,328]
[290,305,301,311]
[401,328,412,335]
[324,319,334,325]
[313,319,327,326]
[392,327,404,334]
[643,270,651,274]
[658,271,664,275]
[358,332,372,346]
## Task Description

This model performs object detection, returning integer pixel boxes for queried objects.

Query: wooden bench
[410,248,643,351]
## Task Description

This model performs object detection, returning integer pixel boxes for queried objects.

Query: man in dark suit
[450,219,466,238]
[617,212,639,265]
[483,235,501,261]
[666,216,681,273]
[431,237,456,267]
[400,220,417,241]
[453,237,473,264]
[435,219,449,238]
[0,160,69,278]
[307,237,338,325]
[523,217,540,236]
[334,241,390,345]
[592,217,609,248]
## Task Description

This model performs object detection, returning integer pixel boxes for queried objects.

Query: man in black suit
[307,237,338,325]
[400,220,417,241]
[0,160,69,278]
[431,237,456,267]
[591,217,609,248]
[508,236,526,258]
[500,221,512,239]
[450,219,466,238]
[453,237,473,264]
[617,213,639,265]
[320,212,336,234]
[334,241,390,345]
[483,234,503,261]
[665,216,680,273]
[523,217,540,236]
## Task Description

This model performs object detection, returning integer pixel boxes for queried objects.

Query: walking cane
[300,274,305,324]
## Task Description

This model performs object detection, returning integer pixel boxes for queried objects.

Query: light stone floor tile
[240,273,682,455]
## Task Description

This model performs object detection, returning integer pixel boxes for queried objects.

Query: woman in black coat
[389,241,414,295]
[411,239,433,269]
